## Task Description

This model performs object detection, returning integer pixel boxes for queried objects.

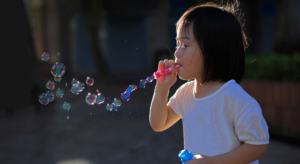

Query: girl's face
[175,24,204,81]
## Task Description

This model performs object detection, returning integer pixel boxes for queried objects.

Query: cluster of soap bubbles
[139,76,154,88]
[85,91,105,105]
[39,52,70,108]
[70,78,86,95]
[105,74,156,110]
[121,85,137,101]
[85,93,96,105]
[39,50,156,112]
[106,98,122,111]
[39,91,55,105]
[39,52,69,109]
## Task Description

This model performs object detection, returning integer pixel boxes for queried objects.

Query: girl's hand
[183,154,212,164]
[155,59,180,89]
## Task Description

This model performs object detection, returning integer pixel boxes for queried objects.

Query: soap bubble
[63,102,71,111]
[77,82,85,92]
[45,91,55,102]
[46,80,55,90]
[65,82,68,86]
[54,76,62,82]
[121,85,137,101]
[57,52,60,56]
[145,76,154,83]
[71,84,81,95]
[95,93,105,104]
[111,99,121,111]
[106,103,113,111]
[41,52,49,61]
[139,79,146,88]
[56,88,64,98]
[139,76,154,88]
[70,81,84,93]
[86,77,94,86]
[39,93,50,105]
[128,85,137,91]
[121,93,130,102]
[112,98,122,107]
[85,93,96,105]
[51,62,66,77]
[71,78,79,85]
[112,104,118,111]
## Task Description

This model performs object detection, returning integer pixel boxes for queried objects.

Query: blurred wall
[23,0,300,79]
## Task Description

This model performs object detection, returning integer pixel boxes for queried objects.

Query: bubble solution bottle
[178,149,194,163]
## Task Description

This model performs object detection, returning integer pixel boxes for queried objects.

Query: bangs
[176,13,192,38]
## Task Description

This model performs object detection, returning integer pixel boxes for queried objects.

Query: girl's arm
[149,59,180,132]
[149,86,181,132]
[210,143,268,164]
[188,143,268,164]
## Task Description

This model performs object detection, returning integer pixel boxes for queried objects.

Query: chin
[178,73,190,81]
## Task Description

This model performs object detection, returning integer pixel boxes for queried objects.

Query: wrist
[155,85,170,92]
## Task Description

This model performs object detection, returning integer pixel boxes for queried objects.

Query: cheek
[186,53,203,75]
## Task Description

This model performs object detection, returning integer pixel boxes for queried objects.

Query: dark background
[0,0,300,163]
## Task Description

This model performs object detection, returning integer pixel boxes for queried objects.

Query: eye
[176,44,187,50]
[181,44,187,48]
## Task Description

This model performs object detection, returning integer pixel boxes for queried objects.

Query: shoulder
[220,80,261,117]
[170,81,194,100]
[223,80,257,105]
[175,80,194,95]
[179,80,194,89]
[223,81,262,117]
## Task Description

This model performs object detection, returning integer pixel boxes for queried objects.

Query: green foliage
[245,52,300,82]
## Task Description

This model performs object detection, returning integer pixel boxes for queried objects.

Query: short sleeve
[234,102,270,145]
[167,82,190,118]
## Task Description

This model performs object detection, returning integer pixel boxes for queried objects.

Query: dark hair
[176,0,247,84]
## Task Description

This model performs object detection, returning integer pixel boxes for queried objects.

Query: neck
[194,79,225,99]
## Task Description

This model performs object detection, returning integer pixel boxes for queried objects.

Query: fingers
[169,59,175,67]
[158,59,174,71]
[158,60,164,71]
[164,59,171,69]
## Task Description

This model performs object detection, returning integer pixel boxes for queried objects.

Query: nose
[174,48,180,59]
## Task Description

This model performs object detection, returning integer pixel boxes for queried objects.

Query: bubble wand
[153,64,181,79]
[139,64,180,88]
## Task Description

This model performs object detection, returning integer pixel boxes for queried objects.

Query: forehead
[176,22,194,41]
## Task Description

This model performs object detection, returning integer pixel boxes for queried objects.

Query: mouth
[174,62,181,66]
[175,64,182,68]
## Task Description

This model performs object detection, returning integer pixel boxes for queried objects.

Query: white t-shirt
[168,79,269,164]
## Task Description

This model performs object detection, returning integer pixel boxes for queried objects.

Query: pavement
[1,76,300,164]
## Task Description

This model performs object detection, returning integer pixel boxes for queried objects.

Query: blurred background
[1,0,300,163]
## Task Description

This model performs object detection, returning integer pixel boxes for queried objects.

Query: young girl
[149,1,269,164]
